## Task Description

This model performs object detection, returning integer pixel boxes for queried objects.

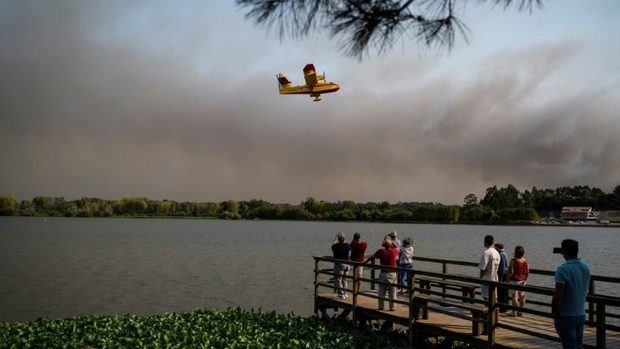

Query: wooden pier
[313,256,620,349]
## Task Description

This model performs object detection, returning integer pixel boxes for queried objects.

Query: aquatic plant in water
[0,307,414,348]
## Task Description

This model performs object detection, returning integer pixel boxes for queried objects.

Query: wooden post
[442,262,448,297]
[596,302,606,349]
[486,285,496,349]
[352,264,358,324]
[589,279,596,324]
[314,258,320,315]
[408,275,416,344]
[371,259,376,291]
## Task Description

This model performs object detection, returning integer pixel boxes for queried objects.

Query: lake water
[1,217,618,323]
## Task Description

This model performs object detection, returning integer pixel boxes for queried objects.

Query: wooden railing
[412,256,620,327]
[313,255,620,349]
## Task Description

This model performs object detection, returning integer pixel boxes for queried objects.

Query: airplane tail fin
[277,73,293,89]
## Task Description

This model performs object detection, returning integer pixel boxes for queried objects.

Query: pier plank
[317,292,620,348]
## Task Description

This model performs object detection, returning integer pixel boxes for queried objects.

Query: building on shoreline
[560,206,599,222]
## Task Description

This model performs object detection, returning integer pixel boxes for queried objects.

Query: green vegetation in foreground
[0,307,441,349]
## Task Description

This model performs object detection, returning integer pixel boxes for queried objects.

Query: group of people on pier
[331,231,591,349]
[478,234,591,349]
[331,230,414,310]
[480,235,531,323]
[330,231,369,297]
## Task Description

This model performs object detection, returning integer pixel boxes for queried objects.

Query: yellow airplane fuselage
[278,82,340,95]
[277,64,340,102]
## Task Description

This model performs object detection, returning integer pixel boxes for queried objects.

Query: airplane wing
[303,64,318,86]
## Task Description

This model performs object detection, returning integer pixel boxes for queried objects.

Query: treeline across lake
[1,184,619,223]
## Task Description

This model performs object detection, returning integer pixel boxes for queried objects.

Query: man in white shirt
[479,234,500,324]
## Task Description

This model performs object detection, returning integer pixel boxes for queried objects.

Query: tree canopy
[1,183,619,224]
[235,0,545,59]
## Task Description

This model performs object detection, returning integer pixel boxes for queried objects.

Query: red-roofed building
[560,206,598,222]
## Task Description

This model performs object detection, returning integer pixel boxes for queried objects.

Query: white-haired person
[364,235,399,311]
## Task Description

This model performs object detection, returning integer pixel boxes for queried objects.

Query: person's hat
[403,237,412,247]
[495,243,504,251]
[389,230,397,238]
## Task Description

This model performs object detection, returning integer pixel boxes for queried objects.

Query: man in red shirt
[349,232,368,293]
[364,235,399,311]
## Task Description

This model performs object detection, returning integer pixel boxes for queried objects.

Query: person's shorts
[334,263,350,274]
[554,315,585,349]
[480,285,498,301]
[509,280,526,297]
[356,267,364,277]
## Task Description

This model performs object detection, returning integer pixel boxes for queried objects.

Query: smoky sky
[1,0,619,205]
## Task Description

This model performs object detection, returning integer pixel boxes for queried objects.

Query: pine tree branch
[235,0,545,59]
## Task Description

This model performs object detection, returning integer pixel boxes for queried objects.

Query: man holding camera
[551,239,591,349]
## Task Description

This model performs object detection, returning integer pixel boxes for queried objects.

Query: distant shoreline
[2,215,618,228]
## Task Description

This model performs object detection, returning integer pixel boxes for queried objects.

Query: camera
[553,247,562,254]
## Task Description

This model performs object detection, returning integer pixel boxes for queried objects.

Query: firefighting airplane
[277,64,340,102]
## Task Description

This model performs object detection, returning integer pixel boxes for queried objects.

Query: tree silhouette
[235,0,544,59]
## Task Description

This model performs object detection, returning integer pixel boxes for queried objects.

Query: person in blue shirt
[551,239,591,349]
[495,243,509,312]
